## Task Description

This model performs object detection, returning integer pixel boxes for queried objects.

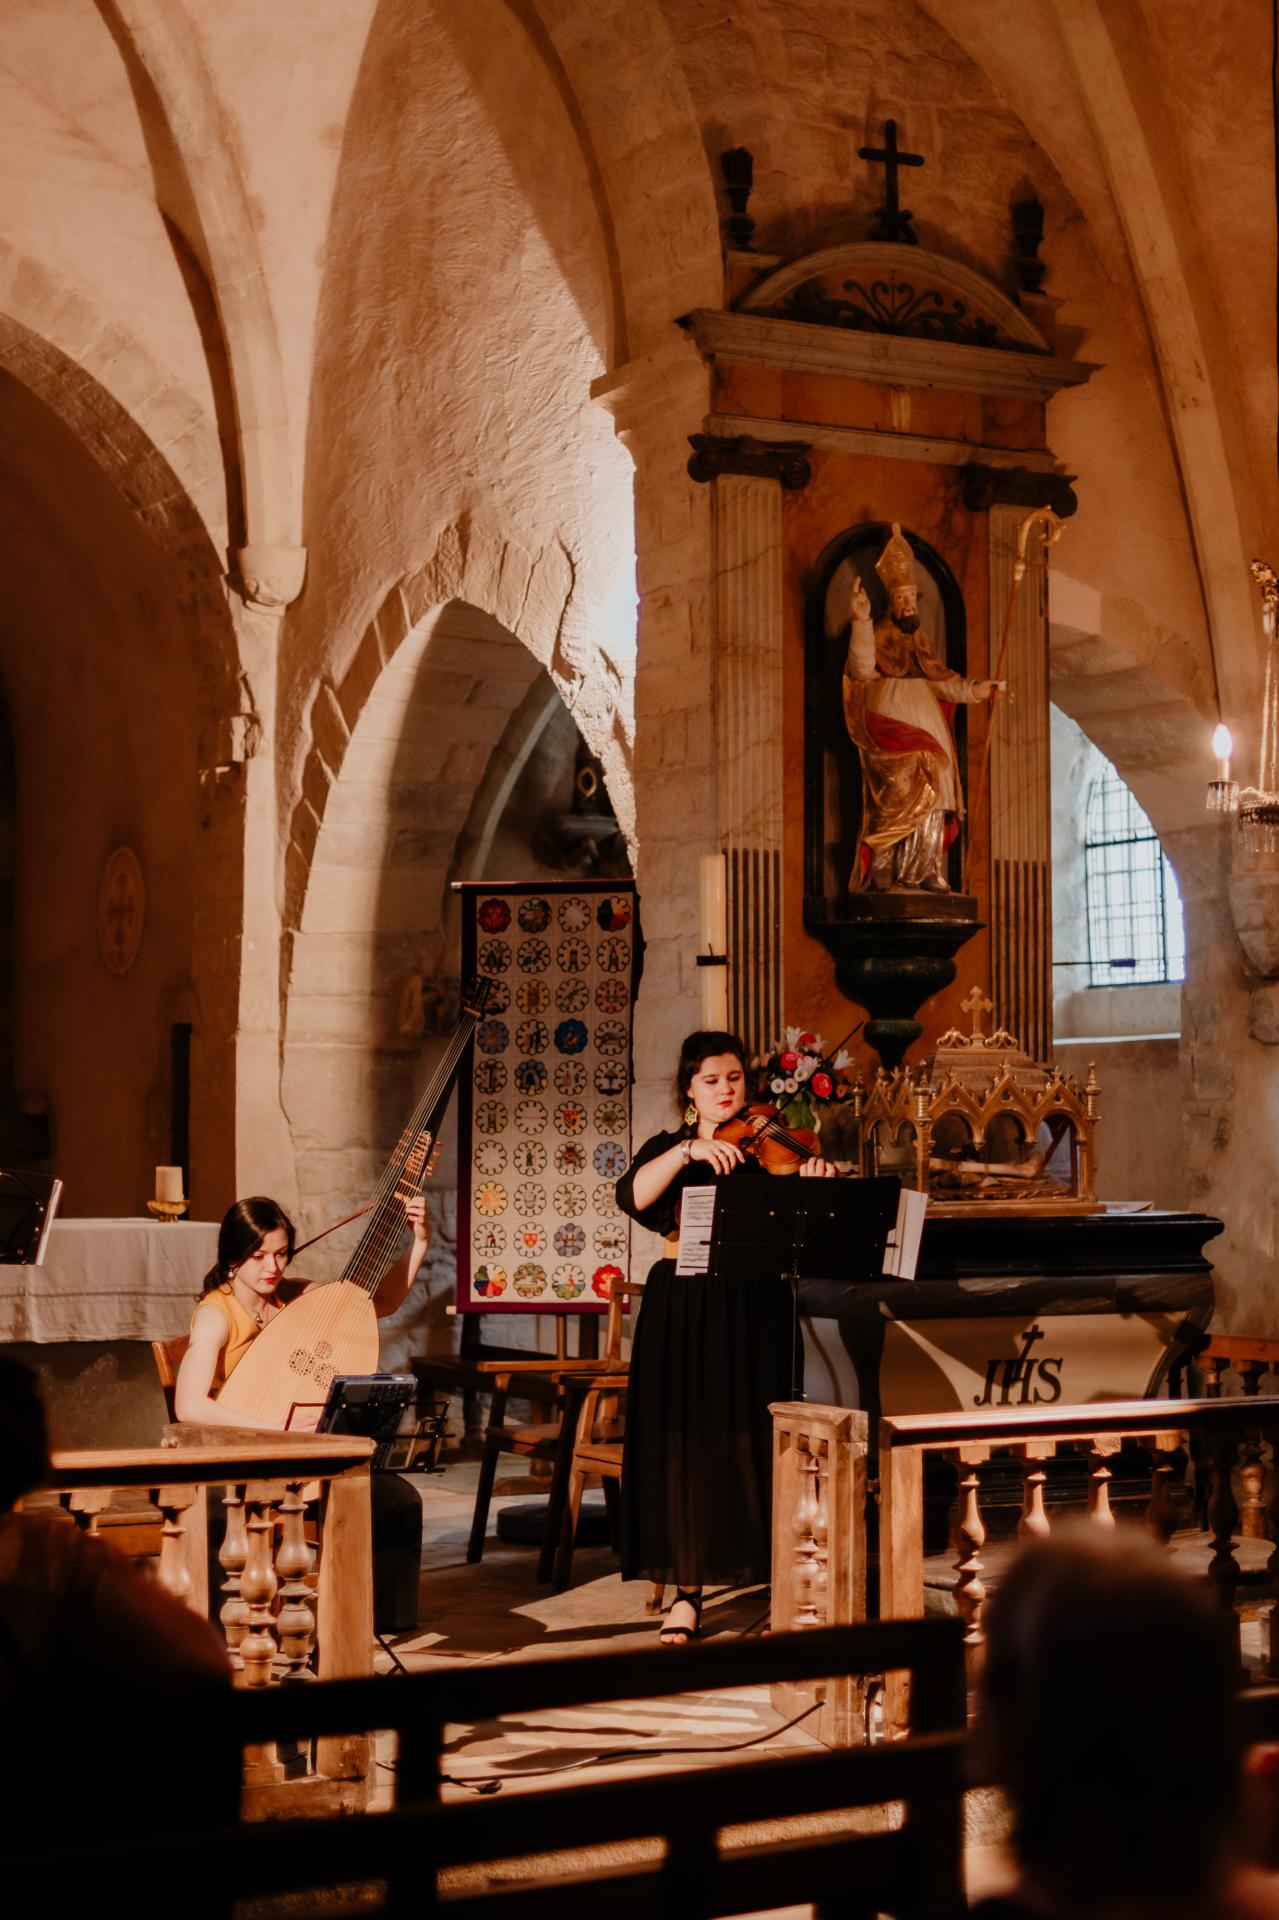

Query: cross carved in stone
[857,118,925,245]
[961,985,994,1039]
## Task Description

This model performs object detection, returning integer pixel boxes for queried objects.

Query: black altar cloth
[797,1208,1220,1420]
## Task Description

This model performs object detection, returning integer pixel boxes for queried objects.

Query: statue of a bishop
[843,524,1001,893]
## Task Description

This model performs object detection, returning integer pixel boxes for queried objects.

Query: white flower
[794,1056,814,1080]
[784,1076,798,1094]
[784,1026,802,1050]
[809,1035,825,1056]
[835,1051,851,1070]
[771,1077,785,1094]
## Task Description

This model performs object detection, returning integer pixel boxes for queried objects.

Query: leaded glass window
[1084,764,1185,987]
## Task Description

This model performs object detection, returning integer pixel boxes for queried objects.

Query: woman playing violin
[616,1030,836,1647]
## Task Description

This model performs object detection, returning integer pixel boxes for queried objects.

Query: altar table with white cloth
[0,1217,218,1343]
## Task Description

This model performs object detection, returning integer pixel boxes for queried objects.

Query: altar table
[0,1217,219,1344]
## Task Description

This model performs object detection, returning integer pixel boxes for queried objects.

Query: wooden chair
[152,1334,190,1422]
[539,1280,663,1606]
[466,1284,632,1565]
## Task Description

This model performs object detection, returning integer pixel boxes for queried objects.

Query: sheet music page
[675,1185,717,1276]
[883,1188,927,1279]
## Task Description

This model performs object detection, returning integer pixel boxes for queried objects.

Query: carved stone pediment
[738,243,1049,355]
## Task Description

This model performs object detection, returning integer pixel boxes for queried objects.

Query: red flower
[798,1031,817,1050]
[779,1049,799,1071]
[811,1071,833,1098]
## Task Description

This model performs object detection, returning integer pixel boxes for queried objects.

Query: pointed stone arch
[282,518,634,945]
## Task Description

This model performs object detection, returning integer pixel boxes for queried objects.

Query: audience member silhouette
[0,1357,235,1861]
[972,1529,1279,1920]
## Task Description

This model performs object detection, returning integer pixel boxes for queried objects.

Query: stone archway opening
[282,598,632,1362]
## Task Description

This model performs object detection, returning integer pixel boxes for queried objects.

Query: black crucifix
[858,118,925,245]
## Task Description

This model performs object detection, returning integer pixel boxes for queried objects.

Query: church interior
[10,1,1279,1914]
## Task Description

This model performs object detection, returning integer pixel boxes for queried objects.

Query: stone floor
[371,1456,1019,1911]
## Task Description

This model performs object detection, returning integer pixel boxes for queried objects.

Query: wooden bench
[10,1619,969,1918]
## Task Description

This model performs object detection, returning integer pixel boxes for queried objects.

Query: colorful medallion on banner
[457,881,637,1312]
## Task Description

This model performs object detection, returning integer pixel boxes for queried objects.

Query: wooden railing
[878,1394,1279,1736]
[10,1619,969,1919]
[43,1429,377,1814]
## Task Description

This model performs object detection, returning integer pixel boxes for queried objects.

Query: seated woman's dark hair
[675,1030,747,1119]
[0,1355,50,1509]
[200,1195,296,1295]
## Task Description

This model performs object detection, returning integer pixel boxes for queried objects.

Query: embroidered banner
[456,880,637,1313]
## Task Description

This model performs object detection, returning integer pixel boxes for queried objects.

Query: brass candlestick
[147,1198,187,1223]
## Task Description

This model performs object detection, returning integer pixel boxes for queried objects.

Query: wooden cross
[857,118,925,245]
[961,985,994,1038]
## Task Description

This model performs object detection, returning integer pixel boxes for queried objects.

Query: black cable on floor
[433,1699,822,1793]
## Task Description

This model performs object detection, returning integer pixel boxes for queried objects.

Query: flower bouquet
[751,1027,855,1138]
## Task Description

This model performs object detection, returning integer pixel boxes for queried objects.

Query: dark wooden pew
[11,1619,968,1919]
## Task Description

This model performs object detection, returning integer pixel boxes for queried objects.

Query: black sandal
[658,1588,703,1647]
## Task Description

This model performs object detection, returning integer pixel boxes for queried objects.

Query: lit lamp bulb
[1207,722,1239,813]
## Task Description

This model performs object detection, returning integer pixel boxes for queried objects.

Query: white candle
[155,1165,184,1204]
[698,853,729,1029]
[699,853,727,954]
[1212,722,1233,783]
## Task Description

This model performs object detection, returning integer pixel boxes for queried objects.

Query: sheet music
[883,1188,927,1279]
[675,1185,717,1276]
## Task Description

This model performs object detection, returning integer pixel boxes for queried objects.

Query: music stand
[695,1177,902,1397]
[0,1170,62,1265]
[317,1373,418,1471]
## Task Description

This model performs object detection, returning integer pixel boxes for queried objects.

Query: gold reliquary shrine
[853,999,1100,1215]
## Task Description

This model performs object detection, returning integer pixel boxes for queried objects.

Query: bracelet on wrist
[680,1137,692,1165]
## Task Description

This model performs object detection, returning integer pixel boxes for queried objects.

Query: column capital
[961,464,1077,518]
[688,433,811,490]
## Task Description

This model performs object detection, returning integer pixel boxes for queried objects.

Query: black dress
[617,1128,797,1589]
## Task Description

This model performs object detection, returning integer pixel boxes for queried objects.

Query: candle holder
[147,1198,187,1223]
[1207,778,1239,813]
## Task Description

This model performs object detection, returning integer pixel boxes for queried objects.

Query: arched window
[1084,763,1185,987]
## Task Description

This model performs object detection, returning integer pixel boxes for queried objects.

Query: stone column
[593,342,718,1140]
[988,501,1053,1059]
[689,436,811,1053]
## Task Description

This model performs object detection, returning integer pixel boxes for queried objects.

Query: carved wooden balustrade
[769,1401,870,1744]
[878,1394,1279,1738]
[43,1429,377,1814]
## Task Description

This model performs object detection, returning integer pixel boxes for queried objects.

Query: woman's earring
[684,1101,698,1128]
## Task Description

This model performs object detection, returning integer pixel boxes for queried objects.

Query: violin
[715,1101,821,1175]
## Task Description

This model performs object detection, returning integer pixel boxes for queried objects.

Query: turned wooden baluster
[218,1483,251,1670]
[952,1445,990,1661]
[239,1486,281,1691]
[64,1489,113,1536]
[1206,1429,1242,1616]
[792,1440,823,1629]
[1016,1442,1054,1541]
[155,1484,198,1608]
[1201,1355,1227,1398]
[1145,1432,1182,1546]
[274,1480,317,1685]
[1081,1435,1121,1528]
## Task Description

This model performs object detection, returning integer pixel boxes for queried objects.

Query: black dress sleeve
[615,1128,688,1234]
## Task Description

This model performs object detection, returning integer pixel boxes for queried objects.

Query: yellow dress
[190,1284,260,1393]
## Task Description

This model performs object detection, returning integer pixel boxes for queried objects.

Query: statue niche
[804,522,983,1070]
[807,522,976,908]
